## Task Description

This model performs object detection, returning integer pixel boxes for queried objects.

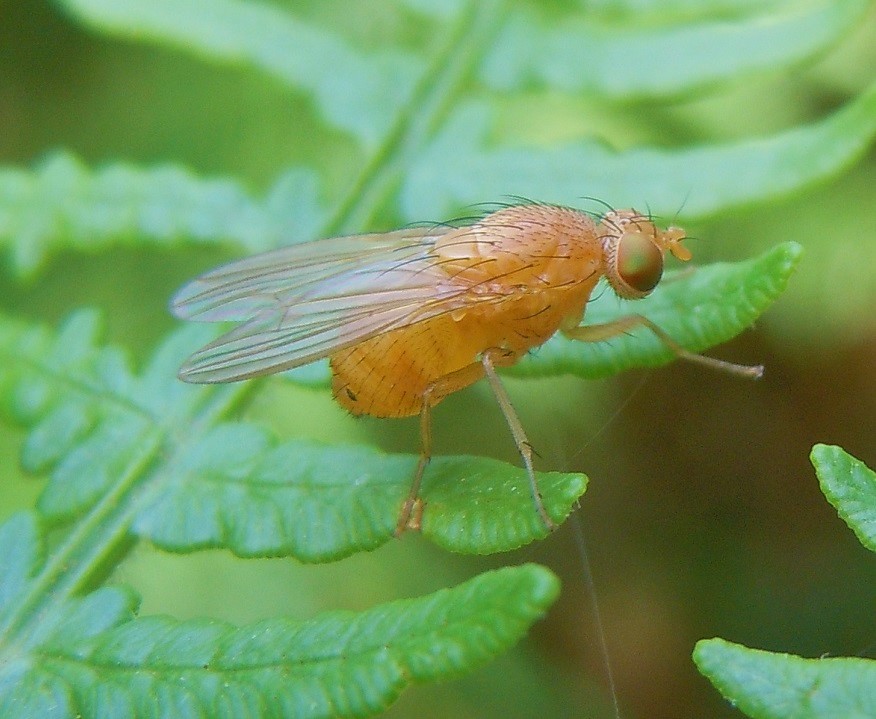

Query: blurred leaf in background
[694,446,876,718]
[0,0,875,717]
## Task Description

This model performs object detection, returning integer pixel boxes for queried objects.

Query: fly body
[172,202,759,533]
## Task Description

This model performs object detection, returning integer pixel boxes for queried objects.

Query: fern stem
[321,0,506,236]
[0,383,248,646]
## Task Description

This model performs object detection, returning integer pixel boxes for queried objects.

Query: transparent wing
[172,227,452,322]
[171,226,497,383]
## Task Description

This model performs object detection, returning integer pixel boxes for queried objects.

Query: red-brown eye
[616,231,663,294]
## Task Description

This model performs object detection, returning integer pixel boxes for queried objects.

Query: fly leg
[396,352,558,535]
[481,349,556,531]
[395,362,487,536]
[395,395,434,535]
[563,315,763,379]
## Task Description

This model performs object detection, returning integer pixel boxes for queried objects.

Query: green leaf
[417,456,586,554]
[694,638,876,719]
[0,513,140,715]
[480,0,869,98]
[0,513,560,718]
[136,429,586,560]
[55,0,424,147]
[811,444,876,553]
[399,0,467,19]
[509,241,802,379]
[0,310,584,559]
[572,0,786,22]
[0,152,324,277]
[401,84,876,222]
[695,446,876,717]
[281,359,333,387]
[0,513,45,620]
[0,310,218,520]
[5,9,873,277]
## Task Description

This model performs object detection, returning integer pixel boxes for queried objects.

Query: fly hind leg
[395,350,558,535]
[395,362,487,536]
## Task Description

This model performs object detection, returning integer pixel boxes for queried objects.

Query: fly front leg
[481,349,556,531]
[563,315,764,379]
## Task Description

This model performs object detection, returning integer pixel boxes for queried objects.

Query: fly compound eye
[615,231,663,296]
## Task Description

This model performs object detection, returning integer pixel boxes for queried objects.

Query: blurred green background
[1,1,876,717]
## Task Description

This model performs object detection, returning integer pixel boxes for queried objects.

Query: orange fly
[172,203,762,533]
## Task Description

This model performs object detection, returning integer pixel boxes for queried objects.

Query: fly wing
[172,227,449,322]
[172,225,497,383]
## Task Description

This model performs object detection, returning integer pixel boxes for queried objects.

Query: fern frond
[0,517,559,719]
